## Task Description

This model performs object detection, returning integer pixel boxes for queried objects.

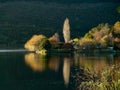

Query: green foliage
[82,23,113,48]
[75,64,120,90]
[84,31,93,39]
[38,38,51,50]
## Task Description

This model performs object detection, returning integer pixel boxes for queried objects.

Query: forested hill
[0,0,119,3]
[0,2,119,48]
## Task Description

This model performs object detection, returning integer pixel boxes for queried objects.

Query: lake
[0,50,120,90]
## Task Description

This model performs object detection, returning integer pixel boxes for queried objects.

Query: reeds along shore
[71,64,120,90]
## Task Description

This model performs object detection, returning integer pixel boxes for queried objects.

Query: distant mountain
[0,1,119,48]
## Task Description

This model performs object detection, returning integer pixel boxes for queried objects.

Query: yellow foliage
[79,38,96,46]
[25,53,60,72]
[114,21,120,28]
[49,37,56,42]
[24,53,46,72]
[73,38,79,42]
[48,33,61,49]
[48,33,60,42]
[114,21,120,33]
[24,35,46,51]
[114,37,120,42]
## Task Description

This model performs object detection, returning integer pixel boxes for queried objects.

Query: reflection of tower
[63,18,70,43]
[63,57,70,86]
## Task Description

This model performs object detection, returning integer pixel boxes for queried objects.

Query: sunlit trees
[24,34,51,52]
[24,35,47,51]
[49,32,60,42]
[86,23,110,41]
[83,23,113,48]
[49,33,62,49]
[93,23,110,41]
[112,21,120,49]
[113,21,120,34]
[79,38,97,50]
[38,38,51,51]
[24,18,120,52]
[63,18,70,43]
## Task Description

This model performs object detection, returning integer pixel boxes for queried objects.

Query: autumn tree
[113,21,120,34]
[38,38,51,50]
[112,21,120,49]
[24,35,47,51]
[79,38,97,49]
[83,23,113,48]
[49,32,60,42]
[49,33,62,49]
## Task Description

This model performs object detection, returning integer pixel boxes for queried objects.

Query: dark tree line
[0,0,119,3]
[0,24,56,48]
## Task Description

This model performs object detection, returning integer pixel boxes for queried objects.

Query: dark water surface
[0,50,120,90]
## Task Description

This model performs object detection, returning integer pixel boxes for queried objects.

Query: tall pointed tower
[63,18,70,43]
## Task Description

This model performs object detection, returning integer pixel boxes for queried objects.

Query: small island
[24,18,120,54]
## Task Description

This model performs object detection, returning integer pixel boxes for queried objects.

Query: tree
[79,38,97,49]
[83,23,112,48]
[24,35,47,51]
[113,21,120,34]
[38,38,51,50]
[49,32,60,42]
[48,32,62,49]
[112,21,120,49]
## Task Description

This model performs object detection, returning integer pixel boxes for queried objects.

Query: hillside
[0,0,119,3]
[0,1,119,48]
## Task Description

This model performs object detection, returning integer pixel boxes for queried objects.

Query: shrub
[38,38,51,50]
[72,64,120,90]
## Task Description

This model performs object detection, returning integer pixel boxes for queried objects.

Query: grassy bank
[71,64,120,90]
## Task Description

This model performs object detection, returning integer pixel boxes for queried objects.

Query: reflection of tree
[73,54,116,74]
[63,57,71,86]
[71,54,120,90]
[48,56,60,72]
[114,54,120,65]
[24,53,60,72]
[25,53,47,72]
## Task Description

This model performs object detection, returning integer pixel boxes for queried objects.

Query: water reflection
[75,54,109,73]
[63,57,70,86]
[24,53,120,86]
[48,55,60,72]
[73,53,120,74]
[24,53,73,86]
[25,53,47,72]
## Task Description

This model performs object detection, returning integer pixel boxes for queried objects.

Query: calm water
[0,50,120,90]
